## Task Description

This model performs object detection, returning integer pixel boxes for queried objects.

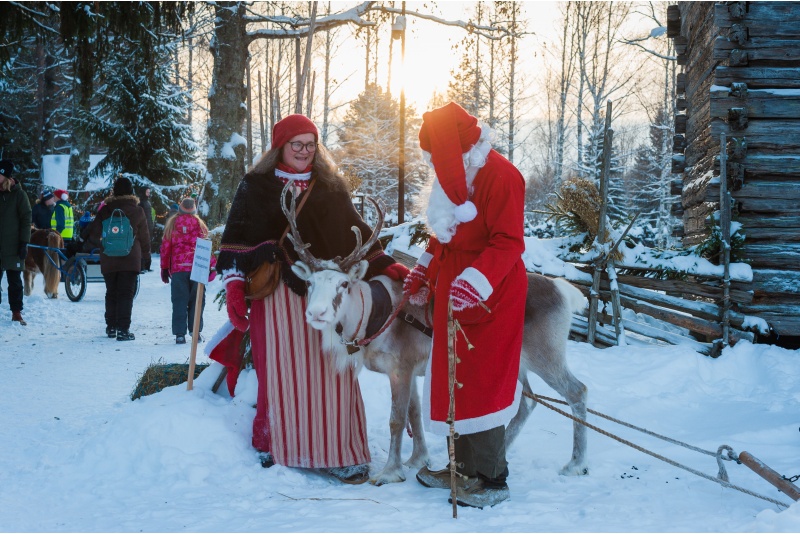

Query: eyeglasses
[288,141,317,153]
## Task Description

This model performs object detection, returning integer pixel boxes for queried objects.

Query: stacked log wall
[672,1,800,336]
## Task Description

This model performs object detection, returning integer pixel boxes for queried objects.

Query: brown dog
[24,229,63,298]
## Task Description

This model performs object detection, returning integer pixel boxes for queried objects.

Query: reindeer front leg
[371,366,414,486]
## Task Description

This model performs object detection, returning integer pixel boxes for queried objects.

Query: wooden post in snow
[588,101,614,346]
[187,238,213,391]
[720,132,732,347]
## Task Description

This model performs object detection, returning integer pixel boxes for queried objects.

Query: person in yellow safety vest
[51,189,75,241]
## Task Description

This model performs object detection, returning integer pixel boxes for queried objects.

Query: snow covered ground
[1,256,799,532]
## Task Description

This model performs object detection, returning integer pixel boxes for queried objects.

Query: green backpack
[102,209,135,257]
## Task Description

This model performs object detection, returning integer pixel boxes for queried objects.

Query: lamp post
[393,3,407,224]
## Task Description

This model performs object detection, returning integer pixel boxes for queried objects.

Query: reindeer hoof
[370,470,406,486]
[559,463,589,476]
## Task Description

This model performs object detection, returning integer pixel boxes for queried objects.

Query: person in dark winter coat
[84,176,151,341]
[0,159,32,325]
[160,197,216,344]
[31,190,56,229]
[139,187,155,271]
[213,114,409,483]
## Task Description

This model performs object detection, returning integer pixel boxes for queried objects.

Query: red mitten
[225,279,249,332]
[450,278,482,311]
[383,263,410,281]
[403,264,429,305]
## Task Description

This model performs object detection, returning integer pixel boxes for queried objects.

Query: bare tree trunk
[306,71,315,116]
[507,3,517,163]
[205,1,249,226]
[246,56,253,165]
[296,1,318,114]
[322,3,332,144]
[554,2,575,182]
[258,70,266,153]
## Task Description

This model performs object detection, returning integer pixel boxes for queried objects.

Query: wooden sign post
[187,237,213,391]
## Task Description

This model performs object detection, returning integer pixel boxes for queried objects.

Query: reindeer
[24,229,63,299]
[282,186,590,485]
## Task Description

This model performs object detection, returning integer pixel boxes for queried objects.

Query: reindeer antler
[280,181,324,271]
[337,196,386,272]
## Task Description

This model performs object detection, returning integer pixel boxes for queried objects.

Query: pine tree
[336,84,424,224]
[77,42,199,193]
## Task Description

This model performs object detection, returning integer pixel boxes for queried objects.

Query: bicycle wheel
[64,257,87,302]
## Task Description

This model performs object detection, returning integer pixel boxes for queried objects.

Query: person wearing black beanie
[83,175,151,341]
[113,176,134,197]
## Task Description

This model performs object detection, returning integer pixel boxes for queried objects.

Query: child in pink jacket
[160,197,216,344]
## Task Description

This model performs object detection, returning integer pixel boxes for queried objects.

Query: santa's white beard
[426,179,459,243]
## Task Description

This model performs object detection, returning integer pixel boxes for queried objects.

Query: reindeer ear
[291,261,313,281]
[348,260,369,281]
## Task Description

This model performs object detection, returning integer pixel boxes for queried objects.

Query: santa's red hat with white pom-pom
[418,102,481,223]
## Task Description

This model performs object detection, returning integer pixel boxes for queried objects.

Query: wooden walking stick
[187,283,205,391]
[447,299,459,518]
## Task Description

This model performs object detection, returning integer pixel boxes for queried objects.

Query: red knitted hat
[271,114,319,150]
[54,189,69,201]
[418,102,481,222]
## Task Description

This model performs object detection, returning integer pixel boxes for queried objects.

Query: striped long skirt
[249,283,371,468]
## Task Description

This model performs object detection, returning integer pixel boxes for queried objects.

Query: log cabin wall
[670,1,800,337]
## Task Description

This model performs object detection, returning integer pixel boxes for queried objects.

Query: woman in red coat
[404,102,528,508]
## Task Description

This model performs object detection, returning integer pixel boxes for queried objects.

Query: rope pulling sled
[527,392,800,509]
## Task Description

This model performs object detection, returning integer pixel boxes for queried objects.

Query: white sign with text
[190,238,213,284]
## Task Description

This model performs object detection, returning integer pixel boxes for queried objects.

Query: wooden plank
[742,243,800,270]
[614,273,753,305]
[714,36,800,62]
[715,67,800,89]
[751,269,800,298]
[709,120,800,150]
[707,180,800,203]
[715,2,800,36]
[710,89,800,120]
[735,304,800,337]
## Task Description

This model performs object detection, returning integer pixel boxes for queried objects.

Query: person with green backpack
[84,176,151,341]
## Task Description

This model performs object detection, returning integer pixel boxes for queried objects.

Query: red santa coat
[422,149,528,436]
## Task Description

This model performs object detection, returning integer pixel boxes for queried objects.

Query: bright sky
[335,1,563,113]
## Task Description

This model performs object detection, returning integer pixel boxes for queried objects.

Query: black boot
[116,330,135,341]
[106,326,117,338]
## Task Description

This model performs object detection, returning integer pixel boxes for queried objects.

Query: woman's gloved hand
[225,278,249,332]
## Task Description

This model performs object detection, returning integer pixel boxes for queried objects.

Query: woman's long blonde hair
[163,212,209,242]
[249,141,348,192]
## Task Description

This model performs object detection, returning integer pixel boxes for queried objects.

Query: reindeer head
[280,182,385,331]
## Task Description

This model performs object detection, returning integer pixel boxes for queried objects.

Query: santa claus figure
[404,102,528,509]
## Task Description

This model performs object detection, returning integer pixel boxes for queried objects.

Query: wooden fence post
[588,101,614,346]
[720,133,732,348]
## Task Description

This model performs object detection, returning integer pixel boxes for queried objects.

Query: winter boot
[448,474,510,509]
[12,311,26,326]
[259,452,275,469]
[327,464,370,485]
[106,326,117,338]
[176,335,186,344]
[416,466,473,490]
[116,330,135,341]
[190,332,204,342]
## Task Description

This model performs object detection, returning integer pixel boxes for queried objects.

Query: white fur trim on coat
[417,252,434,268]
[457,267,493,301]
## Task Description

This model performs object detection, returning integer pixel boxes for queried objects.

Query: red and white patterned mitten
[449,278,482,312]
